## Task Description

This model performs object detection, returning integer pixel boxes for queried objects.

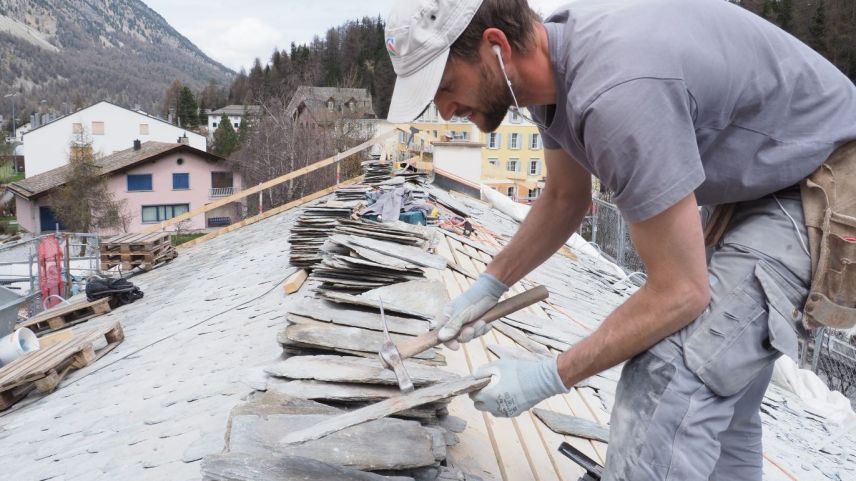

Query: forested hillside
[738,0,856,83]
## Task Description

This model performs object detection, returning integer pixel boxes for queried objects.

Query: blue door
[39,207,65,232]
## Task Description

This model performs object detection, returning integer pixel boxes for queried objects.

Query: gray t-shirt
[530,0,856,223]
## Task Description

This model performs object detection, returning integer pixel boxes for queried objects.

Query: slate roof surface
[8,142,224,199]
[0,187,852,480]
[207,105,262,117]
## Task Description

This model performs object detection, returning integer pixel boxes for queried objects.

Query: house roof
[0,176,851,480]
[7,142,224,199]
[286,86,376,124]
[207,105,262,117]
[21,100,205,139]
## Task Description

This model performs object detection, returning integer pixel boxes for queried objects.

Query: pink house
[8,141,243,234]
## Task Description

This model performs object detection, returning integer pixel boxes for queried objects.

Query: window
[141,204,190,223]
[487,132,501,149]
[528,187,542,199]
[432,130,438,138]
[139,123,150,135]
[529,133,541,149]
[510,110,522,123]
[173,173,190,190]
[72,123,83,134]
[327,99,335,111]
[127,174,153,191]
[506,186,516,197]
[211,171,234,189]
[92,121,105,135]
[234,123,239,128]
[488,157,499,167]
[529,159,541,176]
[509,133,521,149]
[507,159,519,172]
[461,131,469,141]
[212,122,218,128]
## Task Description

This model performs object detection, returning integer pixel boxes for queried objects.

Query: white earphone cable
[494,46,548,130]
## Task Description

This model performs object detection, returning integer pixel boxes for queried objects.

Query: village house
[21,101,207,177]
[205,105,261,138]
[7,141,242,233]
[287,86,377,135]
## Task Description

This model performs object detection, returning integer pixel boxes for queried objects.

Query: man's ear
[482,28,511,61]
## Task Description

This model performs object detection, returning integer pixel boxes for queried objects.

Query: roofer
[385,0,856,479]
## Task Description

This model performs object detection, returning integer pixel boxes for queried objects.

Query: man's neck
[514,23,557,107]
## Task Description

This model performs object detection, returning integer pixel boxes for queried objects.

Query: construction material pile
[288,204,354,268]
[363,158,393,186]
[204,278,481,481]
[309,219,445,293]
[100,232,177,272]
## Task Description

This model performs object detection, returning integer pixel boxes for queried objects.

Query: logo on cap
[386,36,397,57]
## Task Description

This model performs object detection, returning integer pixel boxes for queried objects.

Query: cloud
[188,17,285,71]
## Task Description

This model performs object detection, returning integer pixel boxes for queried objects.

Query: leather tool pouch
[800,141,856,329]
[703,203,736,247]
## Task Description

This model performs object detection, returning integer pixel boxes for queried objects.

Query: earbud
[492,44,502,58]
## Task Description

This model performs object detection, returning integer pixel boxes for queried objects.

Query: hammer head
[377,297,415,393]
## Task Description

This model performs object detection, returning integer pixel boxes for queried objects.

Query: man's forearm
[485,193,588,286]
[556,282,707,388]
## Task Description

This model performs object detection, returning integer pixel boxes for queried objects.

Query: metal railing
[0,233,102,318]
[583,198,645,273]
[209,187,239,198]
[805,328,856,403]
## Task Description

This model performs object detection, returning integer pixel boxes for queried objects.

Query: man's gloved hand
[469,357,569,418]
[436,273,508,349]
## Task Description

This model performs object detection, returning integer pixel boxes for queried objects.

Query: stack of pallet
[0,321,124,410]
[100,233,177,272]
[203,276,482,480]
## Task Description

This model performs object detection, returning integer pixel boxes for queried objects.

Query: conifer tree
[212,114,239,157]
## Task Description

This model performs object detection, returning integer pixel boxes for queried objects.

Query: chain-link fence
[582,198,645,274]
[806,328,856,403]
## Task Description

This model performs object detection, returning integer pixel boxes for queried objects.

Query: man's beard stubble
[478,61,515,133]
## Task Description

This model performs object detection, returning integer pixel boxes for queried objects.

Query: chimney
[177,133,190,145]
[133,139,141,151]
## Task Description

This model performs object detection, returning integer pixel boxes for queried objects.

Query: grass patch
[171,233,205,246]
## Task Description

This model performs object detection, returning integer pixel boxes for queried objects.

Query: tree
[777,0,795,32]
[237,115,251,144]
[808,1,828,56]
[48,136,127,233]
[161,79,183,119]
[176,86,200,129]
[211,113,239,157]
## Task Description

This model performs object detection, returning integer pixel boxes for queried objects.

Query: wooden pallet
[100,232,171,254]
[100,243,175,263]
[17,298,112,335]
[0,321,124,410]
[100,247,177,271]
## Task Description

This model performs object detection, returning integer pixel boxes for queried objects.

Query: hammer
[378,285,550,392]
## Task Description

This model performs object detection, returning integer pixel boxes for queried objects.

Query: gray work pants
[602,189,811,481]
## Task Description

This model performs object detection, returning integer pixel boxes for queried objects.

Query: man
[384,0,856,480]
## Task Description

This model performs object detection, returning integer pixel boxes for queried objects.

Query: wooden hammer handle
[396,285,549,360]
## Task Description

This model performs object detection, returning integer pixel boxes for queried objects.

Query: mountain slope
[0,0,234,118]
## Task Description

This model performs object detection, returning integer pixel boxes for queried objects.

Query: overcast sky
[141,0,569,73]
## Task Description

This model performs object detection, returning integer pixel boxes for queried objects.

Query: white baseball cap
[385,0,484,123]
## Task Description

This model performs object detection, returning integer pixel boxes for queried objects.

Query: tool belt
[800,141,856,330]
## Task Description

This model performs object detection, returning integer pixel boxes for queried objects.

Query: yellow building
[397,103,546,203]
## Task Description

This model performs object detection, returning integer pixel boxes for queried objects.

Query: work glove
[437,273,508,349]
[470,357,569,418]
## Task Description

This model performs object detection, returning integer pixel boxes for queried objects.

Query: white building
[22,101,206,177]
[206,105,261,137]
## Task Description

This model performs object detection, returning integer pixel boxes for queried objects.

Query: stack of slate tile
[335,184,372,203]
[203,276,481,481]
[363,159,393,185]
[288,204,354,268]
[309,219,446,293]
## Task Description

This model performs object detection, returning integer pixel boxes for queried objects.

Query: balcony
[209,187,239,199]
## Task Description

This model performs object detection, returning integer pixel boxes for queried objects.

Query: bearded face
[476,59,514,132]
